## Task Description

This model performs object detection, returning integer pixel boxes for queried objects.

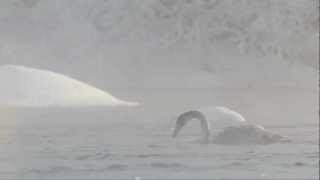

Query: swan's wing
[212,125,290,145]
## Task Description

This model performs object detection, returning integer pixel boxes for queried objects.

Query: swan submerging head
[172,109,290,145]
[172,110,210,143]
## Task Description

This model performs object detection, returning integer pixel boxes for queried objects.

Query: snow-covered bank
[0,65,138,107]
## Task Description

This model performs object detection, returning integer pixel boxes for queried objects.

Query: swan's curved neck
[198,116,210,143]
[178,111,210,143]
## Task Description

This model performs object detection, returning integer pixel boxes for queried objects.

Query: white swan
[172,110,290,145]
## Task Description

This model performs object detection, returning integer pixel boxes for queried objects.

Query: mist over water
[0,0,318,179]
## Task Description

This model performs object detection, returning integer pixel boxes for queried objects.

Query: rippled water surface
[0,123,318,179]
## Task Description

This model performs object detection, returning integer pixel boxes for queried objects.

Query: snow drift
[0,65,139,107]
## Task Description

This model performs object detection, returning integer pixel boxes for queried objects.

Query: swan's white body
[172,108,289,145]
[198,106,247,129]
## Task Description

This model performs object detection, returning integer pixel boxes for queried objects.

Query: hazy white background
[0,0,318,125]
[0,0,318,179]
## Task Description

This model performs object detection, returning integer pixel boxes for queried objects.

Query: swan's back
[198,106,247,129]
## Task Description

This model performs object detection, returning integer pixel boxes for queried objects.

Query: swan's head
[172,117,187,138]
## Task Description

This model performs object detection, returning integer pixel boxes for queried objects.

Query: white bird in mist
[172,107,290,145]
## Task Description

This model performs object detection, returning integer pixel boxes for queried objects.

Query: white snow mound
[0,65,139,107]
